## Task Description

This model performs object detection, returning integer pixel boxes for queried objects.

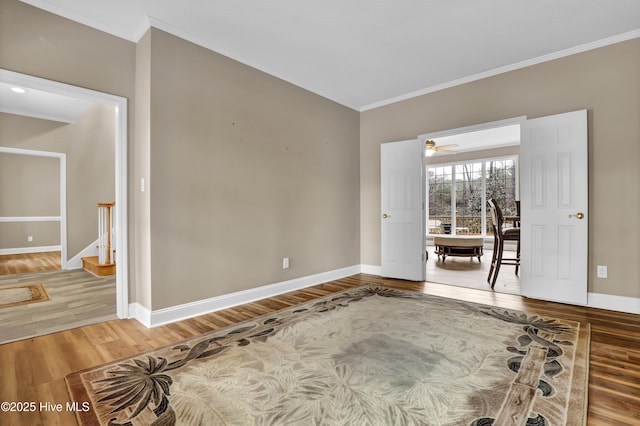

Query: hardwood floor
[0,274,639,425]
[0,251,117,345]
[426,245,520,295]
[0,270,117,345]
[0,251,61,276]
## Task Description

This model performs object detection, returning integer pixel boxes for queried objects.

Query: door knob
[382,213,389,219]
[568,212,584,219]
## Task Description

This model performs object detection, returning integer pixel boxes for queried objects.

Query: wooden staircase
[82,201,116,277]
[82,256,115,277]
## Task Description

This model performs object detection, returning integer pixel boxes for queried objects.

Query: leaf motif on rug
[66,286,589,426]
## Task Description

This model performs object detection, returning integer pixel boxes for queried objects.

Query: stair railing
[97,201,115,265]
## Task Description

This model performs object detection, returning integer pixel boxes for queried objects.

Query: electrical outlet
[596,265,608,279]
[27,235,33,242]
[282,257,289,269]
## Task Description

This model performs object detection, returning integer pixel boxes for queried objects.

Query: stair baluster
[97,202,115,265]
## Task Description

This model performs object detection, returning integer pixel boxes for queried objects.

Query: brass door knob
[568,212,584,219]
[382,213,389,219]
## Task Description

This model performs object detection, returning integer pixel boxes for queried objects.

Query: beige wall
[145,29,360,310]
[0,152,60,249]
[0,0,135,98]
[3,0,638,309]
[1,0,360,311]
[0,105,115,256]
[361,38,640,298]
[0,152,59,216]
[134,30,152,309]
[0,222,60,248]
[0,0,136,286]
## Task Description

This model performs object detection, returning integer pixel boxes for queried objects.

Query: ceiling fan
[425,139,459,157]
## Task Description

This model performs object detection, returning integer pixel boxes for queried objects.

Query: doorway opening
[419,118,523,295]
[0,69,128,341]
[381,110,587,304]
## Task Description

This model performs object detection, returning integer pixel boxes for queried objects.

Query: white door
[520,110,588,305]
[380,139,426,281]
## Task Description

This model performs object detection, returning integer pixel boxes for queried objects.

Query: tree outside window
[427,157,517,236]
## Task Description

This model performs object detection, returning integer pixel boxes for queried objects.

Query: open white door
[520,110,588,305]
[381,139,426,281]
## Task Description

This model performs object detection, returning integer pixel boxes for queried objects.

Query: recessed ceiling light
[11,87,26,94]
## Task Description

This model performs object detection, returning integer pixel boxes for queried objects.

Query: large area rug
[0,283,49,309]
[66,286,589,425]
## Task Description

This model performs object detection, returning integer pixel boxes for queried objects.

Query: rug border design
[66,285,590,426]
[473,306,590,426]
[0,282,50,309]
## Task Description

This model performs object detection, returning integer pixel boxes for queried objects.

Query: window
[427,156,518,236]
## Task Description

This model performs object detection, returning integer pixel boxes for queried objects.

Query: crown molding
[132,15,152,42]
[17,2,640,112]
[360,29,640,112]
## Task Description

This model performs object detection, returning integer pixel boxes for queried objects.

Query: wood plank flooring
[0,274,639,425]
[426,246,520,295]
[0,251,61,276]
[0,270,116,345]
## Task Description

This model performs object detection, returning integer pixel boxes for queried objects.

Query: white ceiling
[0,81,92,123]
[432,124,521,155]
[18,0,640,111]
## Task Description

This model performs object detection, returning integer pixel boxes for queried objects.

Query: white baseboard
[0,245,61,255]
[361,264,382,275]
[132,265,361,328]
[364,265,640,316]
[588,292,640,315]
[128,264,640,329]
[129,302,152,327]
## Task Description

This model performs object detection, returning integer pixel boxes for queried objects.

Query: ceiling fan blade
[435,148,457,154]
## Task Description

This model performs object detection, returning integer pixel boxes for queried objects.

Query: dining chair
[487,199,520,288]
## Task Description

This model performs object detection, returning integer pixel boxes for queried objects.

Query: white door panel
[520,110,588,305]
[381,139,425,281]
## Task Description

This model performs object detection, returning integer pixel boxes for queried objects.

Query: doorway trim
[0,147,66,262]
[417,116,527,142]
[0,69,129,319]
[417,116,527,291]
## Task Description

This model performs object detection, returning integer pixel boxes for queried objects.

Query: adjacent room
[0,87,119,344]
[423,124,522,295]
[1,0,639,424]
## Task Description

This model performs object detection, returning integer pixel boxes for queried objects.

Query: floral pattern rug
[66,286,589,425]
